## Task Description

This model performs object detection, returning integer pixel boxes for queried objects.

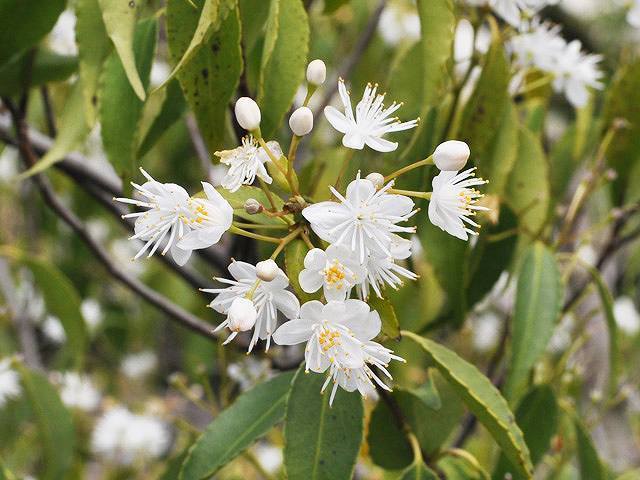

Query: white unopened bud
[227,297,257,332]
[256,259,280,282]
[244,198,262,214]
[366,172,385,189]
[433,140,470,171]
[306,59,326,86]
[234,97,261,131]
[289,107,314,136]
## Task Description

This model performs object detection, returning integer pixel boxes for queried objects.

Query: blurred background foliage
[0,0,640,479]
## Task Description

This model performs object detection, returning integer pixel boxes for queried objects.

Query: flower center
[317,326,342,353]
[322,260,346,288]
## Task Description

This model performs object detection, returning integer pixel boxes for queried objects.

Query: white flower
[289,106,314,136]
[613,296,640,336]
[359,235,417,299]
[235,97,261,131]
[227,357,272,391]
[466,0,557,26]
[256,259,280,282]
[0,358,21,407]
[377,3,421,46]
[203,261,300,351]
[150,60,170,88]
[42,315,66,344]
[227,297,258,332]
[306,59,327,86]
[56,372,101,411]
[49,10,77,56]
[324,79,418,152]
[299,245,365,301]
[115,169,233,266]
[365,172,385,189]
[550,40,603,108]
[302,175,416,263]
[81,298,103,333]
[214,136,281,193]
[254,443,283,474]
[121,351,158,379]
[273,300,403,405]
[548,314,575,353]
[433,140,471,171]
[428,168,488,240]
[91,406,170,465]
[628,1,640,27]
[470,311,501,353]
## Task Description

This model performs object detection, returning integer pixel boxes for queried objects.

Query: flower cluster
[465,0,558,27]
[114,59,490,403]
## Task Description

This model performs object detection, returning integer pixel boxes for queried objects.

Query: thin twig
[40,86,57,137]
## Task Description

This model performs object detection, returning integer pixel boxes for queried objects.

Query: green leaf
[284,368,364,480]
[239,0,272,55]
[402,331,533,479]
[399,462,438,480]
[180,371,295,479]
[158,0,237,92]
[574,417,606,480]
[98,0,147,100]
[137,79,187,157]
[285,239,319,303]
[0,50,77,96]
[167,0,242,152]
[459,41,510,167]
[17,365,75,480]
[602,59,640,205]
[483,99,519,197]
[505,243,562,402]
[0,0,66,67]
[76,0,111,126]
[18,81,89,178]
[493,386,559,479]
[258,0,310,137]
[368,295,400,340]
[505,127,551,236]
[100,18,157,184]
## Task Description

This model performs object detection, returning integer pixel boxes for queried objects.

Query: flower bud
[227,297,257,332]
[433,140,470,171]
[365,172,385,189]
[306,59,326,86]
[244,198,262,214]
[256,259,280,282]
[289,107,314,136]
[234,97,261,131]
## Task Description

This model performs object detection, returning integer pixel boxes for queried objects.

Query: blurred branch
[40,86,57,137]
[2,96,220,342]
[316,0,386,114]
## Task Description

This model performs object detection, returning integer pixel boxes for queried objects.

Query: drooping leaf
[574,417,606,480]
[97,0,149,100]
[158,0,237,91]
[505,242,562,402]
[76,0,111,126]
[505,127,551,237]
[18,81,89,178]
[166,0,242,152]
[368,295,400,340]
[284,368,364,480]
[17,365,75,480]
[239,0,272,56]
[0,50,77,96]
[179,371,295,479]
[493,386,559,479]
[137,79,187,157]
[100,18,157,184]
[403,331,533,479]
[258,0,310,137]
[399,462,438,480]
[284,239,319,303]
[0,0,66,67]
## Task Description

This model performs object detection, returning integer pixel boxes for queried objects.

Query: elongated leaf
[505,243,562,401]
[76,0,111,126]
[18,366,75,480]
[19,82,89,178]
[284,368,364,480]
[100,18,156,184]
[484,99,519,197]
[98,0,147,100]
[368,295,400,340]
[258,0,309,137]
[137,79,187,157]
[505,127,551,236]
[167,0,242,152]
[0,0,65,67]
[399,462,438,480]
[285,239,319,303]
[493,386,558,479]
[574,417,606,480]
[0,50,77,96]
[180,371,295,479]
[403,331,533,478]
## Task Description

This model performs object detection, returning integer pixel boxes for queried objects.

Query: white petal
[299,268,324,293]
[273,319,312,345]
[365,136,398,152]
[342,130,366,150]
[170,244,192,266]
[323,106,351,134]
[228,261,256,281]
[304,248,327,270]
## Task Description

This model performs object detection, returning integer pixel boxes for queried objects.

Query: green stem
[258,177,278,212]
[270,226,303,259]
[233,222,290,230]
[229,225,281,244]
[384,156,433,183]
[388,188,431,199]
[287,135,301,194]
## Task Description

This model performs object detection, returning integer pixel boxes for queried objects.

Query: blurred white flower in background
[121,351,158,379]
[548,314,576,353]
[42,315,66,344]
[254,443,283,474]
[470,311,501,353]
[49,10,77,56]
[0,358,21,407]
[110,238,146,277]
[465,0,558,26]
[577,244,598,267]
[613,296,640,336]
[628,1,640,28]
[81,298,104,333]
[227,357,272,392]
[377,2,421,46]
[55,372,101,412]
[91,406,170,465]
[150,61,170,88]
[0,147,19,185]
